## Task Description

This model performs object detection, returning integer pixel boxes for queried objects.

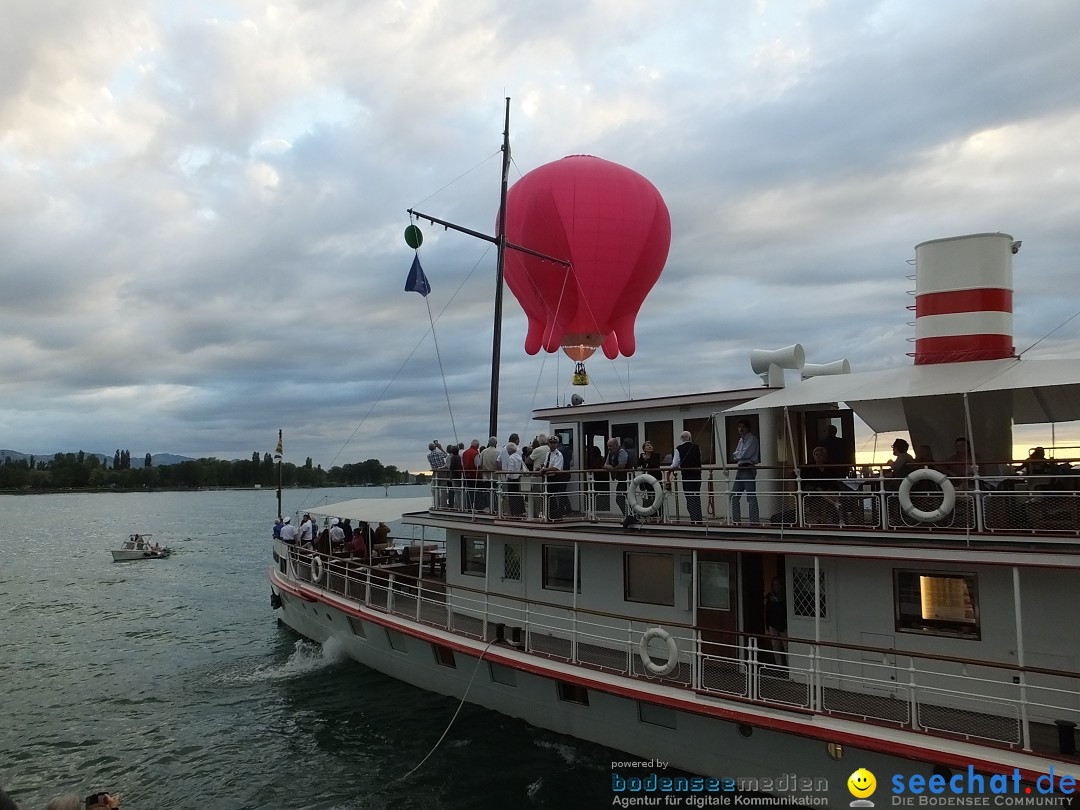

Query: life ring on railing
[310,554,325,584]
[638,627,679,677]
[627,474,664,516]
[899,468,956,522]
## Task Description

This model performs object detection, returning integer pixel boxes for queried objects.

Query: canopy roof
[304,496,431,524]
[724,357,1080,432]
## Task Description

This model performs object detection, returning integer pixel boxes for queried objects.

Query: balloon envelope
[501,155,671,359]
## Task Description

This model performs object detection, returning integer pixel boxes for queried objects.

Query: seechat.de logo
[849,768,878,807]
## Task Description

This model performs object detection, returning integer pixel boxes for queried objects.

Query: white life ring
[899,468,956,522]
[638,627,679,677]
[627,473,664,517]
[310,554,325,584]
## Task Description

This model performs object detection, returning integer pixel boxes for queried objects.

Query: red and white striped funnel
[913,233,1016,365]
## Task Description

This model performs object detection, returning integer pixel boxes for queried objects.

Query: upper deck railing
[425,459,1080,542]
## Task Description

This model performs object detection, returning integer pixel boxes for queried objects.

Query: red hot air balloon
[501,155,671,364]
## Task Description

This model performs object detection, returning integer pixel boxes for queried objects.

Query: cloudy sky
[3,0,1080,472]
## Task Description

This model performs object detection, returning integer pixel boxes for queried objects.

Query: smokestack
[913,233,1016,365]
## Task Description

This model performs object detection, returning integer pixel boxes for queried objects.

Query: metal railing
[281,546,1080,753]
[426,465,1080,539]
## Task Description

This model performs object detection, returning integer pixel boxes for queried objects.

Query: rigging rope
[391,638,498,784]
[1018,308,1080,357]
[425,293,458,445]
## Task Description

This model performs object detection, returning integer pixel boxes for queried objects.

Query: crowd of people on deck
[0,783,121,810]
[423,431,714,522]
[273,513,393,559]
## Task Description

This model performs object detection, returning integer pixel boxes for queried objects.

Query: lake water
[0,487,621,809]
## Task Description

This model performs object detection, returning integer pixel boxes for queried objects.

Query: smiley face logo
[848,768,877,799]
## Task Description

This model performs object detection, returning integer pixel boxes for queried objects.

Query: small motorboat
[111,534,171,562]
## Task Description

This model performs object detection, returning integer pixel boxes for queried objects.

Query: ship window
[433,644,456,668]
[557,681,589,705]
[894,570,980,639]
[542,544,580,593]
[461,535,487,577]
[792,566,827,618]
[624,552,675,606]
[489,662,517,686]
[386,628,407,652]
[638,702,677,729]
[698,561,731,610]
[347,616,366,638]
[503,542,522,581]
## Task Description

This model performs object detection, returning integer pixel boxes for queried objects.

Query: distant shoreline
[0,483,422,496]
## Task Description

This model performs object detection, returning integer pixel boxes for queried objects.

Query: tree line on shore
[0,450,412,490]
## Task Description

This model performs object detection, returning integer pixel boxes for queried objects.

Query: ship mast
[489,99,511,439]
[407,98,570,439]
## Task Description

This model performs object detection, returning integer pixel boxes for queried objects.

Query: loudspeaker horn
[801,359,851,379]
[750,344,804,387]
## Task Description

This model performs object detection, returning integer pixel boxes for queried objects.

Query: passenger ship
[270,231,1080,805]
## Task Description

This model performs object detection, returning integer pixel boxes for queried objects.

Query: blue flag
[405,254,431,297]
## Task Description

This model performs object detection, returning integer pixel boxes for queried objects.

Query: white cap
[331,518,340,525]
[283,516,291,524]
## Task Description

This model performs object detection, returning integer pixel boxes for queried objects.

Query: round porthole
[738,724,753,738]
[826,742,844,760]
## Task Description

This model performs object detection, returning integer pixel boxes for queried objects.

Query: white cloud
[2,0,1080,470]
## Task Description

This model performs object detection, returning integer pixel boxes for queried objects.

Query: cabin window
[489,662,517,686]
[461,535,487,577]
[698,561,731,610]
[638,701,677,729]
[557,680,590,705]
[386,628,407,652]
[542,544,579,593]
[503,542,522,581]
[625,552,675,606]
[347,616,366,638]
[792,566,828,618]
[433,644,456,668]
[894,570,980,639]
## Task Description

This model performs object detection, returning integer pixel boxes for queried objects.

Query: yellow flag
[275,434,283,459]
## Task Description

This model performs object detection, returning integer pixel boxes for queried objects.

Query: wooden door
[696,550,739,658]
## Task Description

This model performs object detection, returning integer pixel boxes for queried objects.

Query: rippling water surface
[0,488,620,809]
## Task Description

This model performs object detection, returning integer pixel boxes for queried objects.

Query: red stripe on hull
[916,288,1013,317]
[915,334,1015,365]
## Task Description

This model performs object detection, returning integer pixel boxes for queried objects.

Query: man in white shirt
[278,516,298,543]
[544,436,572,517]
[298,514,315,546]
[329,517,345,548]
[501,441,526,516]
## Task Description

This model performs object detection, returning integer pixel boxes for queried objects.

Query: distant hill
[0,450,195,468]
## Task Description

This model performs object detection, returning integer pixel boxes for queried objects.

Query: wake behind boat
[111,534,170,562]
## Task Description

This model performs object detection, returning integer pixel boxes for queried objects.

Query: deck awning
[303,496,432,524]
[723,357,1080,432]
